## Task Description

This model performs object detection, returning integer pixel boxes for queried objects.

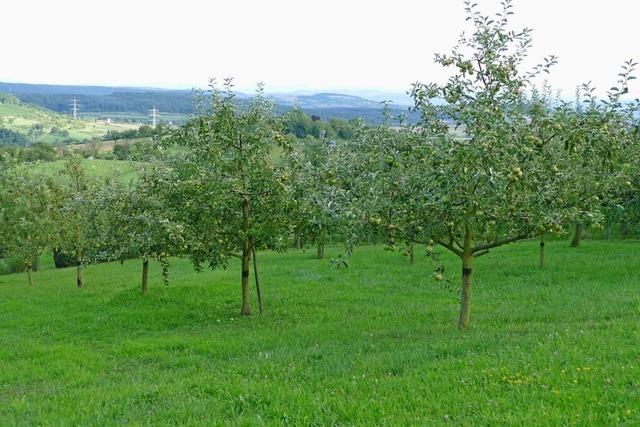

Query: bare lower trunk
[141,259,149,295]
[252,246,263,315]
[76,249,83,288]
[77,265,83,288]
[539,233,545,268]
[27,263,33,286]
[316,234,325,259]
[409,243,415,264]
[241,247,251,315]
[459,224,473,329]
[459,253,473,328]
[570,223,582,247]
[241,199,251,316]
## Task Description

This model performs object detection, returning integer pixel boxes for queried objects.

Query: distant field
[26,159,137,182]
[0,241,638,424]
[82,111,189,125]
[0,100,139,143]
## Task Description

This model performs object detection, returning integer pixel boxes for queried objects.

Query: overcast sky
[2,0,639,96]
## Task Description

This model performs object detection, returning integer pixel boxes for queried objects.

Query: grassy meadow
[82,112,189,126]
[24,159,138,183]
[0,101,138,143]
[0,240,639,424]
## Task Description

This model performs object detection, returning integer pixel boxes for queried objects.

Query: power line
[70,97,79,120]
[149,105,159,129]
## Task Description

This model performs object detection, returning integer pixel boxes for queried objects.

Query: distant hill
[0,82,177,96]
[269,92,380,109]
[0,82,416,124]
[0,91,138,145]
[309,90,412,106]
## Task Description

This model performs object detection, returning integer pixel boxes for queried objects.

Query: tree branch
[436,239,463,257]
[472,234,528,253]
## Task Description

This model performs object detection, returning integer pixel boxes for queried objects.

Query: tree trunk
[76,249,83,288]
[622,221,628,240]
[77,265,84,288]
[539,232,545,268]
[141,259,149,295]
[241,199,252,316]
[409,243,415,264]
[316,233,325,259]
[459,224,473,329]
[459,252,473,329]
[252,245,263,315]
[26,263,33,286]
[570,223,582,247]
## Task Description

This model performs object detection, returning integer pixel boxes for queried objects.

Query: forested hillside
[0,82,416,124]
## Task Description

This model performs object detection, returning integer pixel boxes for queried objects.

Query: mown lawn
[0,241,639,425]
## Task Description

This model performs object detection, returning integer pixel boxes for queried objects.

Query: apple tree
[349,0,576,327]
[564,67,639,247]
[54,156,101,288]
[166,80,294,315]
[287,135,346,259]
[92,164,185,295]
[0,168,58,285]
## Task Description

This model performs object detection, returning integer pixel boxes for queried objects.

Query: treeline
[8,86,416,125]
[0,128,28,146]
[276,105,418,125]
[0,142,56,162]
[15,91,195,115]
[283,110,359,140]
[104,112,360,143]
[104,124,168,141]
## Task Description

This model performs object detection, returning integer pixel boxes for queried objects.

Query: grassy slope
[0,241,639,424]
[0,100,138,143]
[27,159,137,182]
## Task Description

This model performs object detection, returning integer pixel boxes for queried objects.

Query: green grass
[0,241,639,425]
[1,99,138,143]
[28,159,137,182]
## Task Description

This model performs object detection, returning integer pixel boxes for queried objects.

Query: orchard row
[1,1,638,328]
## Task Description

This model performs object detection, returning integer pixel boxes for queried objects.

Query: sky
[2,0,639,97]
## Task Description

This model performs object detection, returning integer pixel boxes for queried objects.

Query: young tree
[347,1,584,328]
[0,169,57,285]
[561,69,640,247]
[167,80,294,315]
[397,2,636,325]
[337,115,428,263]
[287,135,345,259]
[93,165,185,295]
[55,156,99,288]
